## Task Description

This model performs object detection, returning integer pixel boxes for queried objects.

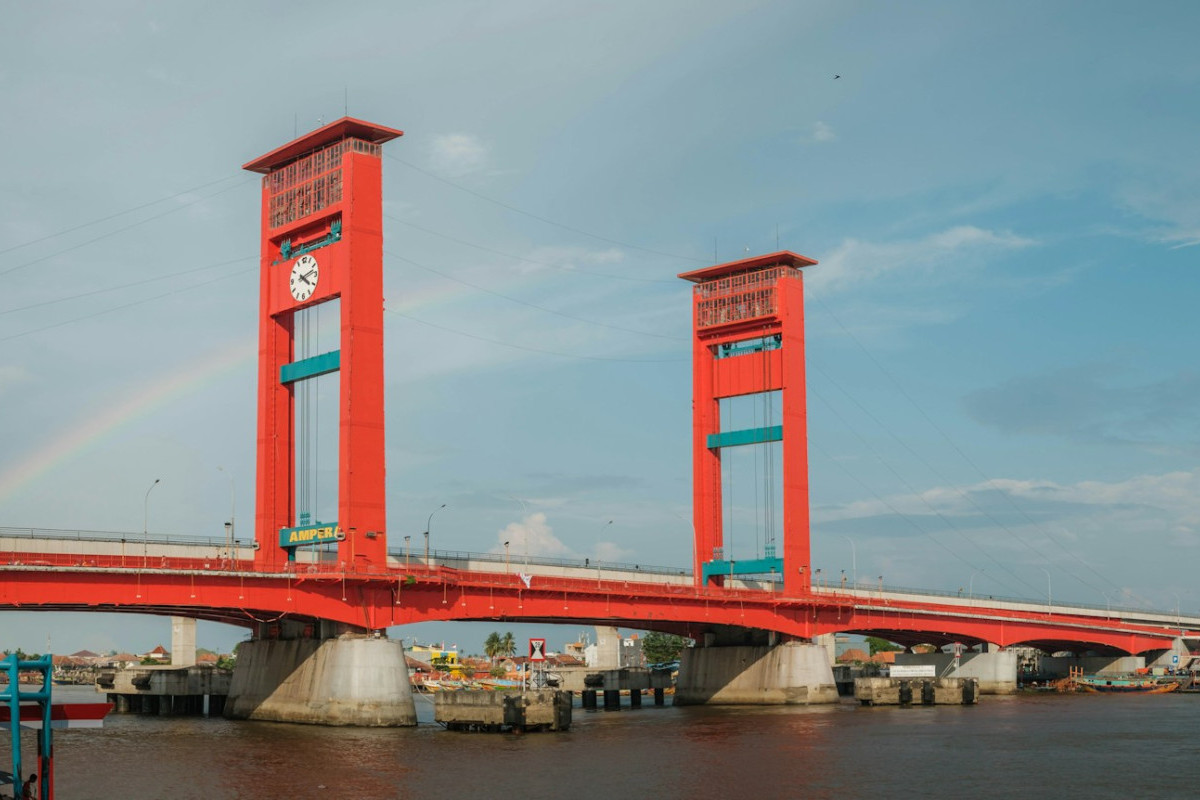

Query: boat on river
[1070,675,1181,693]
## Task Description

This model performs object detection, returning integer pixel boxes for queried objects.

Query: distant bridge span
[3,530,1196,657]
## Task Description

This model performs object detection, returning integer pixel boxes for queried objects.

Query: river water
[37,690,1200,799]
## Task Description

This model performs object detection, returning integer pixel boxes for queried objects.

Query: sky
[2,0,1199,656]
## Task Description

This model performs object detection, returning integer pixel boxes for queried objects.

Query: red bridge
[4,118,1194,724]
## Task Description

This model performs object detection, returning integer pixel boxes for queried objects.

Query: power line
[807,289,1143,604]
[0,255,255,317]
[386,250,686,341]
[383,152,707,265]
[0,174,240,259]
[810,385,1038,597]
[0,178,254,278]
[384,307,685,364]
[0,265,252,343]
[385,214,677,284]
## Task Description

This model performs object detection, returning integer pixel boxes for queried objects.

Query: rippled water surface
[42,690,1200,799]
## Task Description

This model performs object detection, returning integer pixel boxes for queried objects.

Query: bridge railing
[389,545,690,579]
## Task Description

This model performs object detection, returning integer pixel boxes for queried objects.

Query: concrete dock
[435,690,572,732]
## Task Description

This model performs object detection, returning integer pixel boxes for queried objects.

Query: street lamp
[969,569,985,601]
[841,535,857,589]
[1039,567,1052,614]
[404,535,411,568]
[508,495,530,566]
[218,466,235,561]
[143,478,160,567]
[504,540,510,573]
[424,503,446,565]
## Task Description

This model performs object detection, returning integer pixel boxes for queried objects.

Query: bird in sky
[834,74,841,79]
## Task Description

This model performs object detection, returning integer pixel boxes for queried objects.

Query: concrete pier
[893,651,1019,694]
[435,690,572,732]
[224,632,416,726]
[674,640,838,705]
[855,677,979,706]
[97,664,229,716]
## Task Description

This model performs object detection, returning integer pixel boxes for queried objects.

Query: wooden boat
[1072,675,1181,694]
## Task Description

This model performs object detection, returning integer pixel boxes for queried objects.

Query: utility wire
[0,265,252,343]
[0,178,254,278]
[808,289,1148,606]
[383,152,707,265]
[0,255,255,317]
[0,174,240,258]
[384,307,685,364]
[811,386,1038,598]
[385,214,677,284]
[386,250,686,341]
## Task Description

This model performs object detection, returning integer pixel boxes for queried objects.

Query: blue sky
[2,1,1199,655]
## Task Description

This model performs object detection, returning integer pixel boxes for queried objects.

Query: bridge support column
[674,640,838,705]
[225,631,416,726]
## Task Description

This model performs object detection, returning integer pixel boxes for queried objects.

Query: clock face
[289,255,319,302]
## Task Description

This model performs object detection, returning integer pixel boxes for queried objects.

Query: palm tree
[484,631,502,664]
[500,631,516,660]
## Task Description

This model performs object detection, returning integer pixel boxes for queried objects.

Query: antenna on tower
[344,86,349,117]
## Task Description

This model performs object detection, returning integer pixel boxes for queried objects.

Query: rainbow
[0,338,256,508]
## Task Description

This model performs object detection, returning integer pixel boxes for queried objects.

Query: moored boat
[1071,675,1181,693]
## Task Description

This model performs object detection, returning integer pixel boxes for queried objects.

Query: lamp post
[504,540,510,573]
[424,503,446,565]
[1039,567,1052,614]
[969,569,985,601]
[218,466,235,561]
[143,478,160,567]
[508,495,530,566]
[404,535,411,568]
[1102,591,1111,619]
[841,535,857,589]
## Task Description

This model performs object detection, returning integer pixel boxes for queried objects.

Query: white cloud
[592,540,633,562]
[493,512,570,558]
[817,469,1200,548]
[802,120,836,144]
[427,133,489,178]
[810,225,1037,295]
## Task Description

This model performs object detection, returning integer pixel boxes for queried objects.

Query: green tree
[484,632,502,664]
[500,631,516,659]
[642,632,689,665]
[865,637,902,656]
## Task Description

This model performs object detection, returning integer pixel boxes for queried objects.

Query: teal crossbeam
[280,350,340,384]
[707,425,782,449]
[701,557,784,583]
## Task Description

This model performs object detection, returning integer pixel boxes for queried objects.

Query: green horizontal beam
[707,425,782,449]
[280,350,340,384]
[701,557,784,583]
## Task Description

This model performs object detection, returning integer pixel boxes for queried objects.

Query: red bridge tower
[680,251,818,595]
[243,118,403,571]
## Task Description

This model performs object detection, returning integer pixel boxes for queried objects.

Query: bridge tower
[243,118,403,570]
[679,251,818,595]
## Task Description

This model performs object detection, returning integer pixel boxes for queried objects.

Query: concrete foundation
[435,690,572,732]
[224,634,416,726]
[893,651,1019,694]
[674,641,838,705]
[98,664,228,715]
[855,677,979,706]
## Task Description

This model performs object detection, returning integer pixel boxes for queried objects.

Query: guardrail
[1,526,1190,620]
